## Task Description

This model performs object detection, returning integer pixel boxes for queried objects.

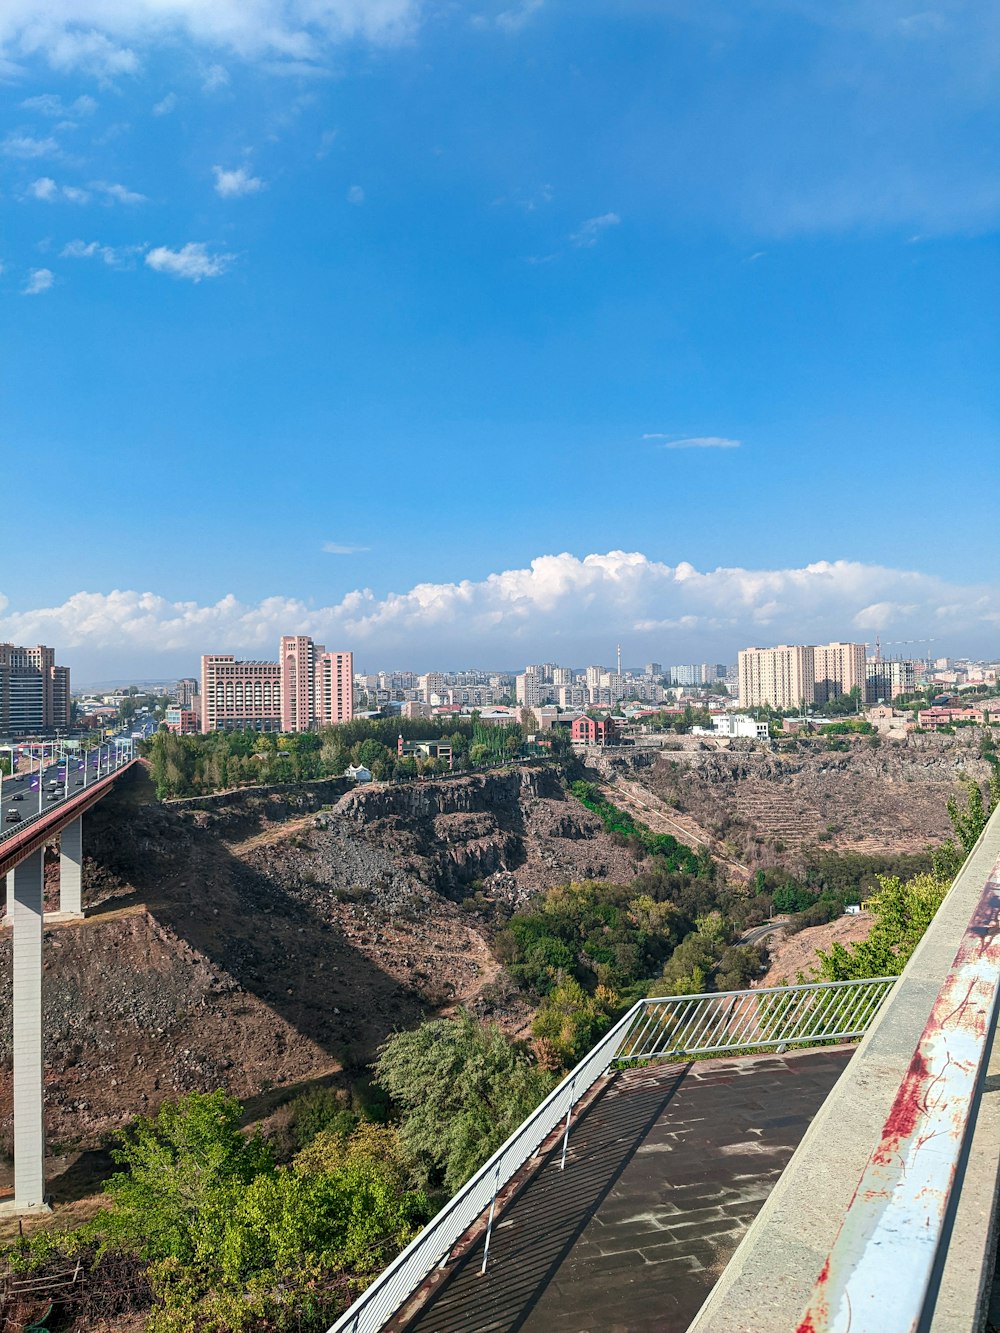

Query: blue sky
[1,1,999,676]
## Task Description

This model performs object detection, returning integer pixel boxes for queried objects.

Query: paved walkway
[401,1046,853,1333]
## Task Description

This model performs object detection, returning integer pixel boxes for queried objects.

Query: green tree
[814,872,950,981]
[531,978,618,1071]
[374,1011,554,1191]
[933,776,1000,880]
[104,1091,273,1264]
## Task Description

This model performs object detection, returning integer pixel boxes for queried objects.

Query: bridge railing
[0,748,135,849]
[328,975,894,1333]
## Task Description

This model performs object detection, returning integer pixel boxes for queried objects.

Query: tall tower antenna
[616,643,622,676]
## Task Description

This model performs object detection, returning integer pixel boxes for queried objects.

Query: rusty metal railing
[798,859,1000,1332]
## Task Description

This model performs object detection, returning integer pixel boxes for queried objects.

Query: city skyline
[2,3,998,676]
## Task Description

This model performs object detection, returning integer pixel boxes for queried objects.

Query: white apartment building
[558,684,588,709]
[516,673,554,707]
[419,672,446,703]
[713,713,770,740]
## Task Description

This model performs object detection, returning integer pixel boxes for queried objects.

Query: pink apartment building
[200,655,283,733]
[315,649,353,726]
[201,639,354,733]
[281,635,318,732]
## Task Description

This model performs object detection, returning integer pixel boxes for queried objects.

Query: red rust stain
[871,1049,931,1165]
[797,1258,831,1332]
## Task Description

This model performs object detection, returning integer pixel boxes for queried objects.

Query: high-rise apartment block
[175,677,199,708]
[281,635,318,733]
[200,637,354,733]
[0,643,71,734]
[739,641,867,710]
[315,650,354,725]
[738,645,815,711]
[866,658,917,704]
[813,642,866,704]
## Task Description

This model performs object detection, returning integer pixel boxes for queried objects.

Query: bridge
[329,806,1000,1333]
[0,741,138,1216]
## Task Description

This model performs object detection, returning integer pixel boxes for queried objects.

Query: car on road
[5,810,21,822]
[12,793,24,801]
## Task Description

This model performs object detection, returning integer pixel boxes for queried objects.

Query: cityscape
[3,634,999,747]
[2,1,998,1331]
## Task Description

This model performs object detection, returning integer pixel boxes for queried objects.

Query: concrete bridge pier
[57,815,84,919]
[0,848,49,1215]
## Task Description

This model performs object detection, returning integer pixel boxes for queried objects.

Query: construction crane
[864,637,936,661]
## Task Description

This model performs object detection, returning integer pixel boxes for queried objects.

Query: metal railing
[0,746,135,849]
[328,975,894,1333]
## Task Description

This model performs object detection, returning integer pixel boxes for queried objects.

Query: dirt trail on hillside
[598,775,752,882]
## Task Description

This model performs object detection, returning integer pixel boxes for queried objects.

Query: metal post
[560,1077,577,1170]
[0,849,48,1214]
[58,816,83,918]
[480,1163,502,1275]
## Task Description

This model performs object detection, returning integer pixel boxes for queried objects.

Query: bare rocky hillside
[0,763,639,1156]
[592,731,989,872]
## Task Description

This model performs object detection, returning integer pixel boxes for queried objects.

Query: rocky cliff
[0,762,637,1159]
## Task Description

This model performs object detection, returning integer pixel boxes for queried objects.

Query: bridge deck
[397,1046,853,1333]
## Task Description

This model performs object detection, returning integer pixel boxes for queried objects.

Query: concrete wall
[690,806,1000,1332]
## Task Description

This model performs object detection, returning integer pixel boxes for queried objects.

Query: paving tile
[400,1046,853,1333]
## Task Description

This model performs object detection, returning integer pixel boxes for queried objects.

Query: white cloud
[93,180,146,204]
[27,175,58,200]
[570,211,620,247]
[2,132,59,158]
[62,239,100,258]
[145,241,234,281]
[202,62,230,92]
[61,238,144,267]
[23,267,53,294]
[152,92,177,115]
[496,0,544,33]
[21,93,96,116]
[4,553,999,674]
[213,165,264,198]
[25,176,91,203]
[25,176,143,204]
[316,128,337,158]
[0,3,419,78]
[322,542,370,554]
[643,435,743,450]
[346,183,364,205]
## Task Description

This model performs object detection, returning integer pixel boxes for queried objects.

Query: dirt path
[599,776,752,882]
[226,814,318,854]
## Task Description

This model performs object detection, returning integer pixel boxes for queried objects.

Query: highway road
[0,716,156,847]
[740,919,790,947]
